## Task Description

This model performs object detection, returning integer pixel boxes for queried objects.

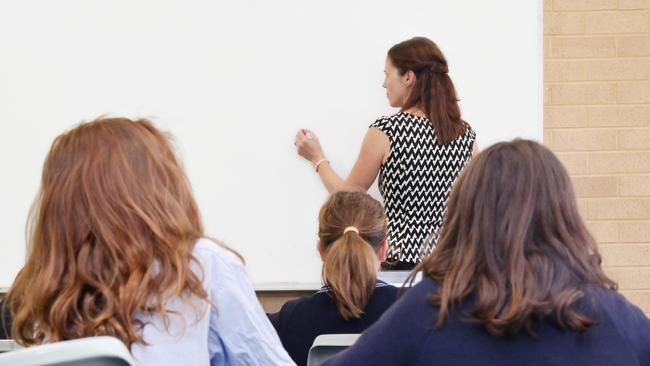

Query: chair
[306,334,360,366]
[0,336,135,366]
[0,340,20,353]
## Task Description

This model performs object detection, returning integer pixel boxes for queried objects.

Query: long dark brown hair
[388,37,468,144]
[319,191,388,320]
[6,117,219,349]
[421,139,617,336]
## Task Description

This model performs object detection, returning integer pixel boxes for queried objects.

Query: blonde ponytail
[323,232,380,319]
[318,191,388,320]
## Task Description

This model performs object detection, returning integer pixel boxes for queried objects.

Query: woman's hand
[294,128,325,164]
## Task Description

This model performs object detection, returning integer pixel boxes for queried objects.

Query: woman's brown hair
[388,36,468,144]
[6,117,214,349]
[319,191,388,320]
[421,139,617,336]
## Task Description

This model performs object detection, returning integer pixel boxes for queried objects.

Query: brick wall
[544,0,650,314]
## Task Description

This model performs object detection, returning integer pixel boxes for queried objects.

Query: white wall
[0,0,540,288]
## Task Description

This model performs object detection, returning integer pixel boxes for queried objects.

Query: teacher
[295,37,477,270]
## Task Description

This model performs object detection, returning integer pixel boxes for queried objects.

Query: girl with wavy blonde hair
[5,117,293,365]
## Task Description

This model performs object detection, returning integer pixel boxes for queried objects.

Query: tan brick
[589,152,650,173]
[605,267,650,289]
[553,129,617,151]
[545,13,585,34]
[601,244,650,266]
[572,176,618,196]
[618,82,650,104]
[545,106,587,128]
[619,59,650,80]
[618,36,650,56]
[587,106,620,127]
[578,198,589,218]
[544,0,552,11]
[620,222,650,242]
[550,37,617,58]
[585,12,649,34]
[544,61,558,82]
[587,106,650,127]
[619,0,650,9]
[551,83,617,105]
[556,152,589,174]
[544,37,551,57]
[553,0,617,10]
[587,198,650,219]
[620,291,650,313]
[619,106,650,125]
[618,129,650,150]
[545,60,616,82]
[544,130,554,148]
[587,221,619,243]
[544,86,552,105]
[544,59,650,81]
[620,175,650,196]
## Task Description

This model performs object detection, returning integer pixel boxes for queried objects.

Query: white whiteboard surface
[0,0,541,289]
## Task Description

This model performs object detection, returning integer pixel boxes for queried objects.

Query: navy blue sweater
[325,277,650,366]
[269,280,398,366]
[0,300,11,339]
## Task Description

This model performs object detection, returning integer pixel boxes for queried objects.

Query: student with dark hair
[0,299,10,340]
[269,191,397,366]
[295,37,477,270]
[4,117,294,365]
[325,140,650,366]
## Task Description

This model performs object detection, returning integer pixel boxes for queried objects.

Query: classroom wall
[543,0,650,315]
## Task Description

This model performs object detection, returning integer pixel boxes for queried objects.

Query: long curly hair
[6,117,211,349]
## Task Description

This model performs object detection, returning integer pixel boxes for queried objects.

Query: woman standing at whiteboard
[295,37,477,270]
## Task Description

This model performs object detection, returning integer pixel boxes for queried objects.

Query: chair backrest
[306,334,360,366]
[0,336,136,366]
[377,269,422,287]
[0,340,20,353]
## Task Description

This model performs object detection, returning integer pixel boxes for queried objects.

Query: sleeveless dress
[370,112,476,264]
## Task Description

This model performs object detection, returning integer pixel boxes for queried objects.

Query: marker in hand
[301,128,313,140]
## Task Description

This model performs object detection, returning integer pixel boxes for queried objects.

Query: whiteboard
[0,0,542,289]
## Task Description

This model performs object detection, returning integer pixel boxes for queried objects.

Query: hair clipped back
[388,36,468,144]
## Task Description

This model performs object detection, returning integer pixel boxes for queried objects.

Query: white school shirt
[131,238,295,366]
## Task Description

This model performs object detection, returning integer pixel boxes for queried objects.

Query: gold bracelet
[314,158,330,172]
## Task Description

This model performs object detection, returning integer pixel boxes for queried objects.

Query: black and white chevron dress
[370,112,476,264]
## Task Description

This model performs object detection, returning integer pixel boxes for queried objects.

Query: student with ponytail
[295,37,477,269]
[269,191,397,366]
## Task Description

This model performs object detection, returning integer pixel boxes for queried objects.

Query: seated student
[269,190,398,366]
[0,299,10,339]
[325,140,650,366]
[4,117,294,366]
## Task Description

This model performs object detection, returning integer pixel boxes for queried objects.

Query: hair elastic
[343,226,359,234]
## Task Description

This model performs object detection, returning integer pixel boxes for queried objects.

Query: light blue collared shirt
[131,239,295,365]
